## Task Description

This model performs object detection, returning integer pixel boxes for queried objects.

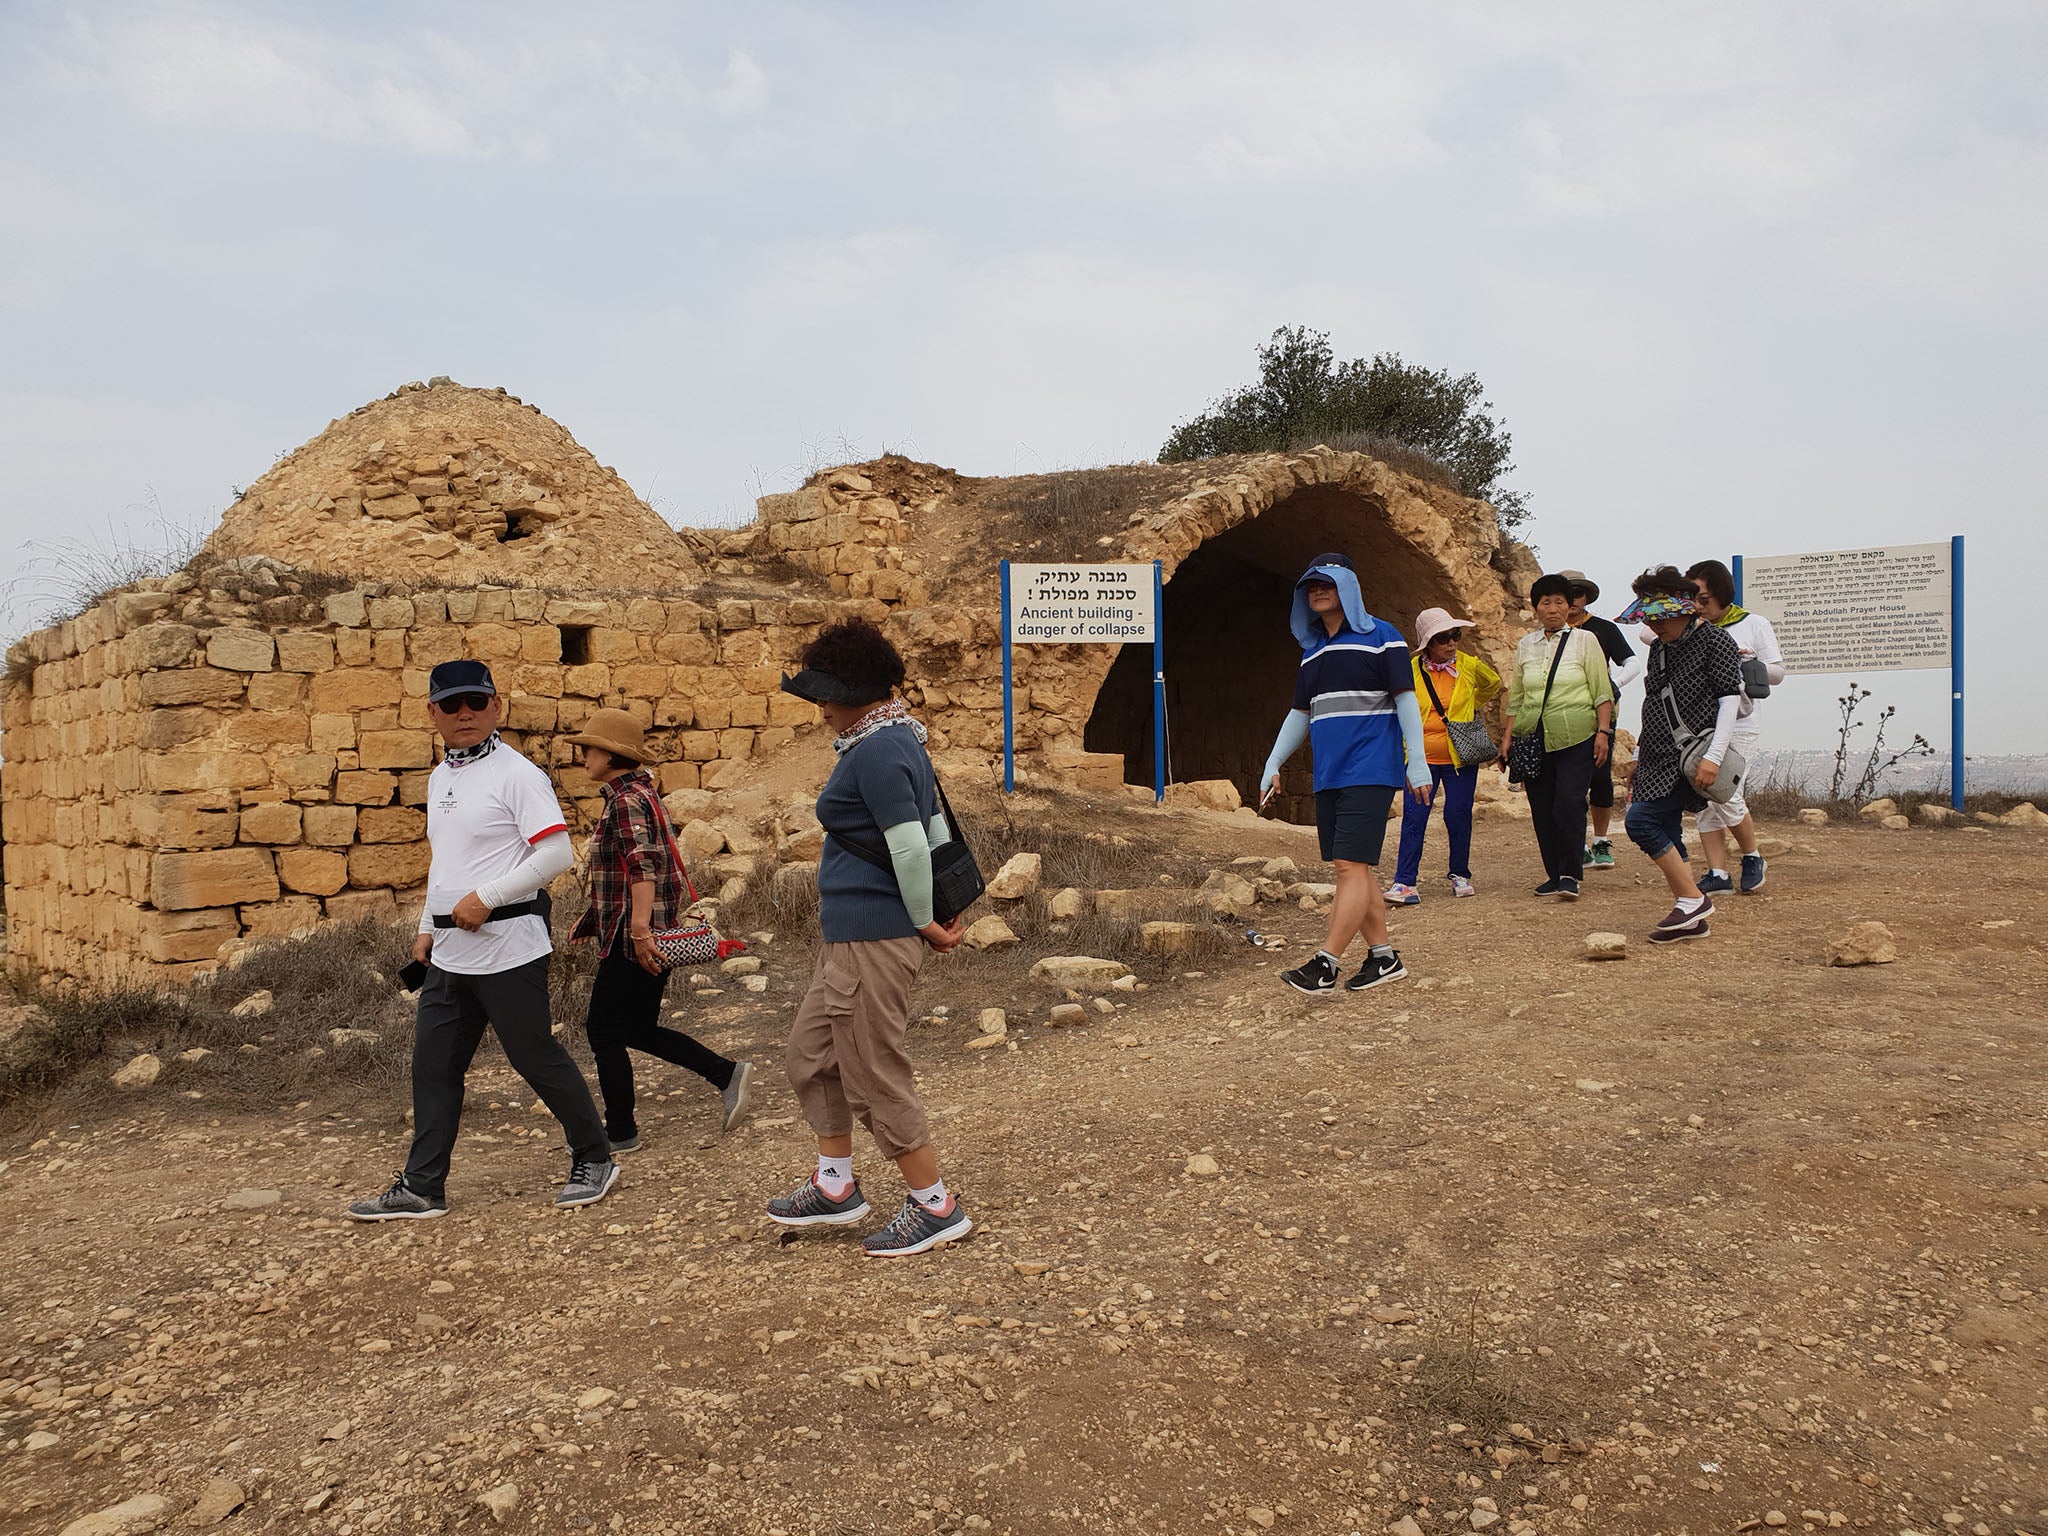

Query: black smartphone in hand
[398,959,429,993]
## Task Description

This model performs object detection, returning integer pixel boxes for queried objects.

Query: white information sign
[1006,563,1155,644]
[1743,542,1952,675]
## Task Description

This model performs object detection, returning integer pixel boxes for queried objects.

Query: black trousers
[584,944,735,1141]
[1526,735,1598,881]
[403,956,608,1197]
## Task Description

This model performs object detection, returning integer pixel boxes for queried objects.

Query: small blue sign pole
[1000,561,1015,795]
[1155,565,1171,806]
[1731,553,1744,604]
[1951,534,1965,812]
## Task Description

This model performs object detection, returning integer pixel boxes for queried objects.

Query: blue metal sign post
[1000,560,1163,801]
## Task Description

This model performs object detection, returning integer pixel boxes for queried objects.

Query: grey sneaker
[720,1060,753,1133]
[862,1196,973,1258]
[556,1157,620,1208]
[766,1174,870,1227]
[348,1175,447,1222]
[608,1133,642,1155]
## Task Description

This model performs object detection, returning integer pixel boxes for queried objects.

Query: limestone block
[335,628,373,665]
[544,598,613,627]
[140,907,241,963]
[310,713,357,752]
[205,628,275,672]
[728,695,767,728]
[303,804,358,846]
[614,663,670,698]
[152,848,279,910]
[310,669,402,712]
[1042,748,1126,793]
[702,759,749,791]
[718,728,755,759]
[679,819,727,867]
[396,769,431,806]
[238,803,303,844]
[221,711,309,750]
[140,668,244,707]
[276,631,335,672]
[370,631,405,667]
[334,770,397,806]
[279,752,339,791]
[324,889,397,925]
[1829,920,1897,966]
[132,794,239,850]
[358,807,427,843]
[407,625,465,667]
[147,749,270,793]
[1165,779,1243,813]
[1141,920,1202,955]
[465,623,522,661]
[349,842,431,888]
[364,491,423,520]
[241,895,323,937]
[245,673,305,711]
[121,622,198,671]
[358,730,434,770]
[505,694,558,731]
[654,695,695,727]
[658,761,700,792]
[563,663,610,697]
[366,596,416,628]
[325,590,368,627]
[1029,955,1131,991]
[962,915,1019,949]
[590,628,641,664]
[987,852,1042,900]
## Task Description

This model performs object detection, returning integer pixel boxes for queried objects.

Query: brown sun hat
[1557,569,1599,602]
[564,708,653,764]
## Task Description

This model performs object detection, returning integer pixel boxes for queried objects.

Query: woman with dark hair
[764,619,972,1258]
[1498,573,1615,898]
[566,709,752,1152]
[1684,559,1784,895]
[1619,567,1745,943]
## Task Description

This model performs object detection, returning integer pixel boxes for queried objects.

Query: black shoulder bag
[829,769,985,925]
[1507,634,1570,785]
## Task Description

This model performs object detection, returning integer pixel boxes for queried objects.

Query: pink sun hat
[1413,607,1473,648]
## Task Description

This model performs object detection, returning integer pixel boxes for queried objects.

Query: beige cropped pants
[785,936,929,1160]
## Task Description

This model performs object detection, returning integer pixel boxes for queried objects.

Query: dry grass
[988,464,1157,538]
[1290,429,1464,495]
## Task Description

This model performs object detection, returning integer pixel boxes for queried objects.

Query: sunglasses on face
[434,693,494,715]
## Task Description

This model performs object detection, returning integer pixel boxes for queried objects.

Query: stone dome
[200,379,702,591]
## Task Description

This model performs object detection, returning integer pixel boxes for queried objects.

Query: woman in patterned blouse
[1619,568,1745,945]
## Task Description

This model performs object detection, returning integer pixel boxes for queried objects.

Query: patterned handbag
[1418,666,1497,768]
[639,798,746,971]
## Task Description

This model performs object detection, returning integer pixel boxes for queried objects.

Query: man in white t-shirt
[348,660,617,1220]
[1686,560,1785,896]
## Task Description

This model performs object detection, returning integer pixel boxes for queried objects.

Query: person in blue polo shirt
[1259,554,1433,993]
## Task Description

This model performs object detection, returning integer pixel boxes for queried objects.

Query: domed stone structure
[202,379,701,591]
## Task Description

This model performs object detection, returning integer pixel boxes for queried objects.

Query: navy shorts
[1316,784,1396,865]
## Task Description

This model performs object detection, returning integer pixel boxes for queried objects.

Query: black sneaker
[1344,951,1408,990]
[347,1175,447,1222]
[767,1174,871,1227]
[1740,854,1767,894]
[720,1060,753,1133]
[1533,878,1563,897]
[862,1196,973,1258]
[1649,898,1715,943]
[556,1157,620,1208]
[608,1133,642,1155]
[1282,953,1340,994]
[1557,876,1580,901]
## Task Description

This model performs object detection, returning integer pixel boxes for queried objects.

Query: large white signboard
[1743,541,1952,674]
[1006,563,1155,644]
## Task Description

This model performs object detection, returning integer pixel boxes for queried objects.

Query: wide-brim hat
[1557,569,1599,602]
[1414,607,1474,648]
[565,708,653,764]
[779,669,889,706]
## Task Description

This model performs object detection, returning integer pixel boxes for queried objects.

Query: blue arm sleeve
[1262,709,1310,788]
[1395,690,1431,789]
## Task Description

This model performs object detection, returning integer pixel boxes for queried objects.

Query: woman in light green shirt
[1497,573,1615,898]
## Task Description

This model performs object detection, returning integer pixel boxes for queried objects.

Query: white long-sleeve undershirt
[418,829,574,930]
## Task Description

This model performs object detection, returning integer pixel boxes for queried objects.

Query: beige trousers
[785,936,929,1160]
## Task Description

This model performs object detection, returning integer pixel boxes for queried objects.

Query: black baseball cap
[427,659,498,705]
[1295,552,1354,586]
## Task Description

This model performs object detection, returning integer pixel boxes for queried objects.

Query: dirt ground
[4,801,2047,1536]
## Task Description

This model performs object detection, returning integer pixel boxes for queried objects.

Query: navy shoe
[1697,870,1734,895]
[1739,854,1767,894]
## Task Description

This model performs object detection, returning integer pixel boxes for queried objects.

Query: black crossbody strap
[1418,665,1452,722]
[1530,631,1569,722]
[828,761,954,872]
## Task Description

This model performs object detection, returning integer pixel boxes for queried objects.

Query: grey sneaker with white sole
[766,1174,870,1227]
[556,1157,620,1208]
[720,1060,754,1133]
[861,1196,973,1258]
[347,1175,447,1222]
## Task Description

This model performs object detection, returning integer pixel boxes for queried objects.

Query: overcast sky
[3,1,2042,761]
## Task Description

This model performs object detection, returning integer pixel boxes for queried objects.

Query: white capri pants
[1695,726,1762,833]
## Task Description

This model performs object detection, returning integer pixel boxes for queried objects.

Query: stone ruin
[2,380,1538,985]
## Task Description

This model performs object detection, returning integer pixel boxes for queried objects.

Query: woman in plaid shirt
[567,709,753,1149]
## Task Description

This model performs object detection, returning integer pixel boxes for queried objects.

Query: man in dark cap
[347,660,617,1220]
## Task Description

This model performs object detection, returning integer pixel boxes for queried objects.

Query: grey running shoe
[608,1133,642,1155]
[556,1157,620,1208]
[862,1196,973,1258]
[1345,951,1408,991]
[720,1060,753,1133]
[766,1174,870,1227]
[348,1175,447,1222]
[1282,953,1339,994]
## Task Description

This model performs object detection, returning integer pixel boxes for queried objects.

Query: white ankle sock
[1676,894,1707,914]
[817,1155,853,1196]
[909,1178,949,1211]
[1708,867,1729,880]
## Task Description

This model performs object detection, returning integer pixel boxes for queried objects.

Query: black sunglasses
[434,693,494,715]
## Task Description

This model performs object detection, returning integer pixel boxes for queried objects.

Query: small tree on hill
[1159,326,1530,529]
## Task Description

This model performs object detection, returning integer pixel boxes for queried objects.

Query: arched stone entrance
[1082,483,1489,823]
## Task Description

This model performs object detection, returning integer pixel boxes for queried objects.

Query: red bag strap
[641,788,700,905]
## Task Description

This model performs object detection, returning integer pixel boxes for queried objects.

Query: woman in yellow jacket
[1386,608,1502,904]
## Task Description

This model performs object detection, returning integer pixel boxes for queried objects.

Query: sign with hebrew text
[1741,542,1952,674]
[1005,563,1155,644]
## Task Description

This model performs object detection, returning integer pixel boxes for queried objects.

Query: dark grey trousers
[1527,735,1599,882]
[402,955,609,1196]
